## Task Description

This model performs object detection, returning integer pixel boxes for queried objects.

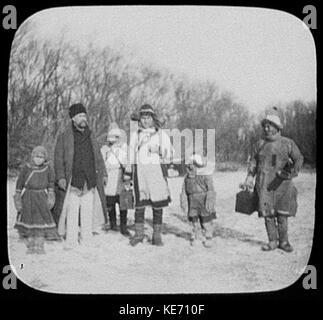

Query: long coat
[248,134,303,217]
[14,162,57,237]
[52,123,107,226]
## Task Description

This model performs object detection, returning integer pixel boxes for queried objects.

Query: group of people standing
[13,103,303,255]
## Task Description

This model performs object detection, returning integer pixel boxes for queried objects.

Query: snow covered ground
[7,170,316,294]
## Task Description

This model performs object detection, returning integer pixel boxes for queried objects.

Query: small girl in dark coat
[180,154,217,248]
[13,146,56,254]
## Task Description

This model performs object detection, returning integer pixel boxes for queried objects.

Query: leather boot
[261,217,278,251]
[120,210,131,237]
[152,224,163,246]
[129,223,145,246]
[108,208,118,231]
[277,215,293,252]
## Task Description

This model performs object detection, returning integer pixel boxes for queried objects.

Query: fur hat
[31,146,48,160]
[261,107,283,130]
[139,104,155,115]
[69,103,87,119]
[130,104,165,128]
[107,122,123,142]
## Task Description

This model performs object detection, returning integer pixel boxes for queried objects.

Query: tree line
[8,21,316,170]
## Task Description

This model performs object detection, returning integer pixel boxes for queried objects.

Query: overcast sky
[24,6,316,114]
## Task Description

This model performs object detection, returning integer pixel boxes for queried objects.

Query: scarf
[263,131,281,142]
[27,160,49,170]
[137,127,157,149]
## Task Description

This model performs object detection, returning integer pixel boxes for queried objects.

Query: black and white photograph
[6,5,316,295]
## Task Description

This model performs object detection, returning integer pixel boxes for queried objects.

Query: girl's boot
[26,237,36,254]
[120,210,131,237]
[202,221,214,248]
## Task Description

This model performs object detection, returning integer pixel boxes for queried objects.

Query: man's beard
[79,120,87,127]
[74,120,88,130]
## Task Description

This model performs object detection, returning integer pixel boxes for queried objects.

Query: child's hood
[196,160,215,175]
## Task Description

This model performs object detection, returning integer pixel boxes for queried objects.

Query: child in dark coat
[180,154,217,248]
[13,146,56,254]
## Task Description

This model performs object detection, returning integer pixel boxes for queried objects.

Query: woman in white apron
[125,104,173,246]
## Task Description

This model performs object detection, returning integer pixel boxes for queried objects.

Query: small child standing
[13,146,56,254]
[100,122,130,236]
[180,154,217,248]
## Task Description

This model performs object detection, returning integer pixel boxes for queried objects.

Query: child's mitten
[13,192,22,212]
[47,190,56,210]
[206,191,216,213]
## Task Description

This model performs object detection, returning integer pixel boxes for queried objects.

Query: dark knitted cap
[69,103,87,119]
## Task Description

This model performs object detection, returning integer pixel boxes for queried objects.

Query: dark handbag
[235,188,258,215]
[119,181,135,210]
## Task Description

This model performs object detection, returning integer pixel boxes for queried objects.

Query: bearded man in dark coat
[53,103,108,249]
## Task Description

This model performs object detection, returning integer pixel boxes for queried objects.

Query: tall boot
[120,210,131,237]
[108,207,118,231]
[152,208,163,246]
[130,208,145,246]
[277,215,293,252]
[261,216,278,251]
[152,224,163,246]
[190,222,199,246]
[129,223,145,246]
[26,237,36,254]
